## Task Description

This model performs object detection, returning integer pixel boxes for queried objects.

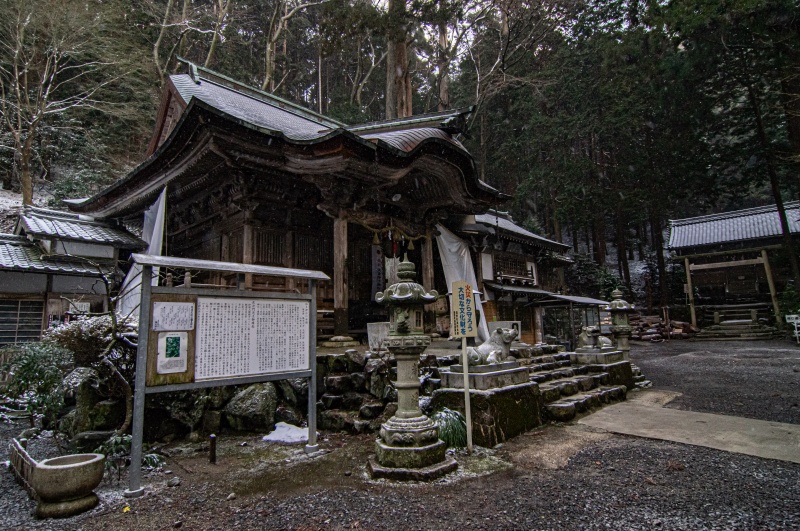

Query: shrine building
[64,61,506,339]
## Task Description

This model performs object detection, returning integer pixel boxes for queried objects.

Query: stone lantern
[605,289,635,361]
[368,255,457,480]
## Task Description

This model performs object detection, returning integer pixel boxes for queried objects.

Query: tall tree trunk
[616,210,632,293]
[649,212,668,307]
[748,84,800,287]
[437,22,450,111]
[385,0,411,118]
[571,225,578,253]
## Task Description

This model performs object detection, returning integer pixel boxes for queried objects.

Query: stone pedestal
[431,382,542,447]
[439,361,530,390]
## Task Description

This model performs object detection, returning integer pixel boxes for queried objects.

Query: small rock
[227,492,237,501]
[344,470,352,476]
[239,441,248,447]
[164,470,173,475]
[173,521,183,528]
[167,477,181,487]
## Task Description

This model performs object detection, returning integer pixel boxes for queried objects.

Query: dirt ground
[3,338,799,530]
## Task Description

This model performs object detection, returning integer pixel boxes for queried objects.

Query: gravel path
[2,338,799,530]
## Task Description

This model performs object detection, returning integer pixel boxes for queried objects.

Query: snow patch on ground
[262,422,311,443]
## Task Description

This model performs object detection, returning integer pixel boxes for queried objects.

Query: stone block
[320,394,343,410]
[439,365,530,390]
[374,438,448,469]
[224,383,277,432]
[430,382,542,447]
[341,392,366,410]
[545,402,576,422]
[586,361,634,390]
[324,374,353,394]
[202,410,222,433]
[350,372,367,392]
[359,401,385,419]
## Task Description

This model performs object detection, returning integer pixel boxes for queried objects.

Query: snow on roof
[0,233,116,276]
[473,211,570,252]
[17,206,144,249]
[668,202,800,250]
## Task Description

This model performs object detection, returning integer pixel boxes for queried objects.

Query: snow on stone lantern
[605,289,635,361]
[368,255,457,480]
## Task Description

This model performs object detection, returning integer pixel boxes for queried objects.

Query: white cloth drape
[435,224,489,342]
[116,189,166,319]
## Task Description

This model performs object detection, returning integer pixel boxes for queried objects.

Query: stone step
[528,365,591,384]
[538,373,609,402]
[543,385,627,422]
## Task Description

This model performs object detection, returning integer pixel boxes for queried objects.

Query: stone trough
[9,438,105,518]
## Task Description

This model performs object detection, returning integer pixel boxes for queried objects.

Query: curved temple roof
[67,64,505,218]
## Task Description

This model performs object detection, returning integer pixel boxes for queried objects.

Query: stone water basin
[32,453,105,518]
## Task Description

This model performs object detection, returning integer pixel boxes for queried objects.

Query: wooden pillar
[242,222,254,288]
[534,306,544,344]
[421,231,435,333]
[684,257,696,328]
[333,216,349,335]
[284,231,295,292]
[762,249,782,327]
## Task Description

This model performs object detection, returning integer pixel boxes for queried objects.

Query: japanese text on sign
[451,280,477,338]
[194,298,310,380]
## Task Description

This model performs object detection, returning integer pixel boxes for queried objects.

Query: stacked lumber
[629,314,699,341]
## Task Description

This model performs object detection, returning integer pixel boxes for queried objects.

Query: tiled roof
[171,74,341,141]
[171,70,472,154]
[0,233,116,275]
[18,207,144,248]
[361,127,465,152]
[668,202,800,250]
[473,211,570,252]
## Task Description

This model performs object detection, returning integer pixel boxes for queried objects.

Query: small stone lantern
[605,289,635,361]
[368,255,457,480]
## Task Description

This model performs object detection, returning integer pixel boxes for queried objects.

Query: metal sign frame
[124,254,329,498]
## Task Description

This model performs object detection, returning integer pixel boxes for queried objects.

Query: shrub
[0,342,73,425]
[432,408,467,448]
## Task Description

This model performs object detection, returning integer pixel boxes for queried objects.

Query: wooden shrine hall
[65,61,506,338]
[669,202,800,327]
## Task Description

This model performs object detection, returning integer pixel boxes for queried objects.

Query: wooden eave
[68,99,504,220]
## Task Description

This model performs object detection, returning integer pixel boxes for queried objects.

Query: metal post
[305,279,319,454]
[461,336,473,454]
[209,434,217,464]
[125,265,152,498]
[762,249,782,328]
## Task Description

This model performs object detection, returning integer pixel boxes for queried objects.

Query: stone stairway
[521,352,630,423]
[693,320,783,341]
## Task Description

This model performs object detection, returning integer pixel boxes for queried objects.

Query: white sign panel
[152,302,196,331]
[194,298,310,380]
[785,314,800,323]
[450,280,478,338]
[157,332,188,374]
[69,301,91,314]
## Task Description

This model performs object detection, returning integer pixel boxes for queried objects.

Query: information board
[451,280,478,338]
[194,298,310,380]
[152,302,195,331]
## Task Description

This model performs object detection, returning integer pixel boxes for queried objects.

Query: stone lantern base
[368,453,458,481]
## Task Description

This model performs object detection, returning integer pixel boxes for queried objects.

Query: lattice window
[0,300,44,346]
[295,233,333,275]
[494,253,530,278]
[254,229,284,266]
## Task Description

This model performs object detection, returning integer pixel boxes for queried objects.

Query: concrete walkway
[579,401,800,464]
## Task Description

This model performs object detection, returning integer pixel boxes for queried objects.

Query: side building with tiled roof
[446,210,581,345]
[0,207,144,345]
[668,202,800,327]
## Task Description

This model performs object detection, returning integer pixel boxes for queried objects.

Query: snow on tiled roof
[668,202,800,250]
[18,207,144,249]
[171,74,341,141]
[473,211,570,252]
[0,233,116,275]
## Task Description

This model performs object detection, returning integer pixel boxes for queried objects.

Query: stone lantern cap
[605,288,635,311]
[375,255,438,305]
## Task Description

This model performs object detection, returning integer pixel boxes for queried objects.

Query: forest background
[1,0,799,311]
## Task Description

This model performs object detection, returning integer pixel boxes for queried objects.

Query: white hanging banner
[117,188,167,320]
[435,224,489,342]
